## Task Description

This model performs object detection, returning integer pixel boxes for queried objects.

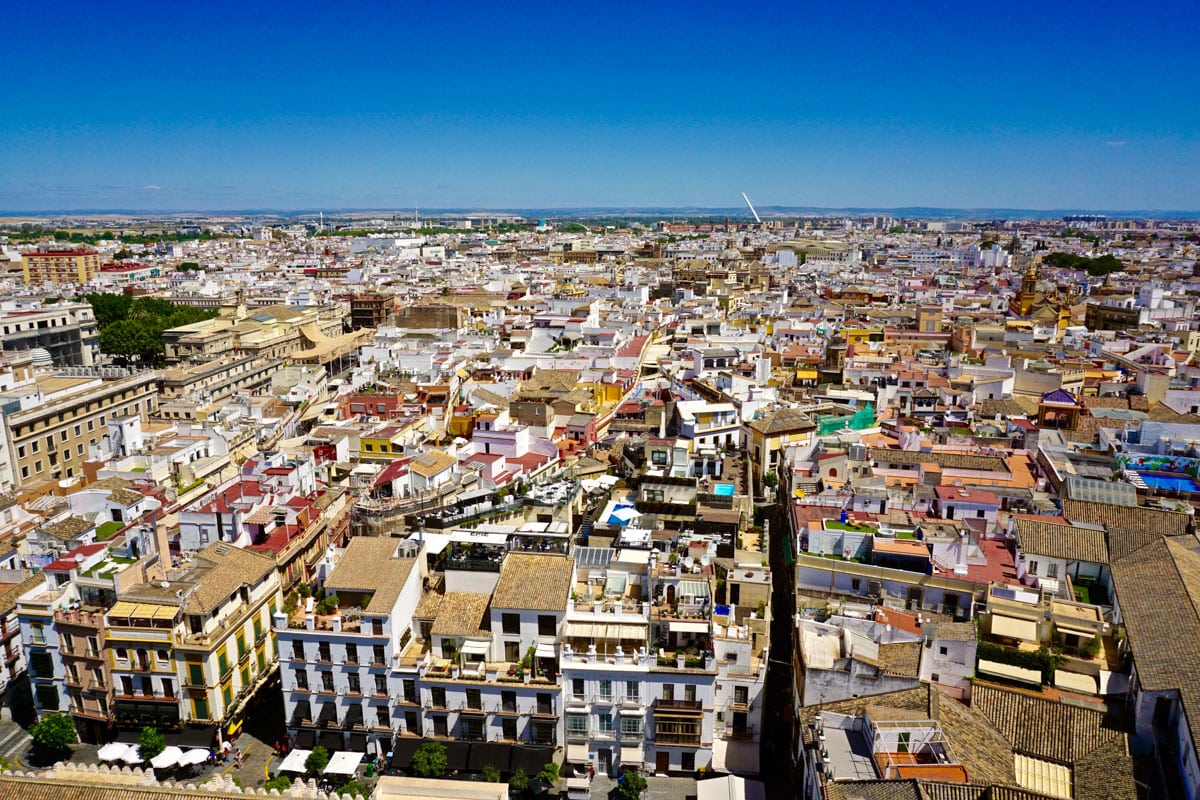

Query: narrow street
[759,489,797,799]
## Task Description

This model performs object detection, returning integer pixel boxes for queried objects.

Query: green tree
[84,292,133,328]
[264,775,294,792]
[509,767,530,794]
[481,764,501,783]
[99,318,163,363]
[305,745,331,773]
[339,780,369,798]
[137,726,166,760]
[616,769,647,800]
[537,762,559,784]
[411,740,447,777]
[178,261,201,271]
[30,712,76,755]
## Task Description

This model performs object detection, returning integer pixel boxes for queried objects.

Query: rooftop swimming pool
[1136,471,1200,493]
[713,483,735,497]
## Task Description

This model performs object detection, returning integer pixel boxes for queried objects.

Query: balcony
[720,724,755,740]
[655,698,703,712]
[653,731,702,746]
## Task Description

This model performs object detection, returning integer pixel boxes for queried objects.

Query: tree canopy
[305,745,331,773]
[30,713,76,754]
[616,769,647,800]
[411,740,447,778]
[137,726,166,760]
[84,293,218,366]
[1043,252,1125,276]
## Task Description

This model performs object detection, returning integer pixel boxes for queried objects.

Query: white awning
[461,640,491,657]
[619,707,645,716]
[991,615,1039,641]
[324,751,364,776]
[564,622,647,641]
[566,743,590,763]
[535,641,557,659]
[1056,625,1098,639]
[669,620,709,634]
[1054,669,1098,695]
[979,659,1041,685]
[619,745,645,765]
[279,749,311,773]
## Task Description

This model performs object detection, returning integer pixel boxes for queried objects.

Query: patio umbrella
[179,749,210,766]
[118,746,145,764]
[150,746,185,769]
[98,742,131,762]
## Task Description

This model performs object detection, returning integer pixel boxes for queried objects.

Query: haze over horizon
[3,0,1197,213]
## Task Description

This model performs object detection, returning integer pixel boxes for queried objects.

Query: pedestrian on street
[235,748,242,769]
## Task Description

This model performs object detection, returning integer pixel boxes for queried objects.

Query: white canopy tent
[150,746,185,770]
[278,749,312,773]
[324,751,364,776]
[97,742,132,762]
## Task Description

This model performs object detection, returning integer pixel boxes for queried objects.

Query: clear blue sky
[3,0,1197,212]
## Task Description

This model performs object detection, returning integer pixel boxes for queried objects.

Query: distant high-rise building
[21,248,101,286]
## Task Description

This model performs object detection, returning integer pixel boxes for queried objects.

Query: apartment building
[0,301,100,367]
[21,249,101,286]
[275,538,423,755]
[0,371,159,490]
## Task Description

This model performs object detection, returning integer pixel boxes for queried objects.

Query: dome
[719,246,743,263]
[29,348,54,368]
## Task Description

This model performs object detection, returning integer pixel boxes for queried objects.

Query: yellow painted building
[21,249,101,285]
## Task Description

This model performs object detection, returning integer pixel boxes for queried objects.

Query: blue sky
[2,0,1197,212]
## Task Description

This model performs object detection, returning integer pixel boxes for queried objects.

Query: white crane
[741,192,762,224]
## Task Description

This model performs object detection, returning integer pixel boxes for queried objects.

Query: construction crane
[741,192,762,224]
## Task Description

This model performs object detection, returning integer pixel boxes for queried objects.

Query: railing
[654,698,702,711]
[720,725,755,740]
[653,732,702,746]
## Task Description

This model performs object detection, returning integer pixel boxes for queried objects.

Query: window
[375,675,387,696]
[403,679,416,703]
[1027,560,1038,576]
[599,679,613,700]
[462,716,487,740]
[188,662,205,685]
[681,752,695,772]
[898,731,911,753]
[292,641,304,660]
[162,678,174,696]
[61,632,74,652]
[572,679,585,699]
[321,672,334,693]
[931,673,941,683]
[683,684,696,702]
[236,634,246,659]
[223,685,233,708]
[501,690,517,713]
[734,685,749,706]
[626,681,639,701]
[374,645,385,665]
[566,713,588,737]
[504,641,521,662]
[537,615,556,636]
[466,688,482,710]
[217,650,229,676]
[502,717,517,740]
[1047,562,1059,579]
[433,716,448,737]
[977,509,986,518]
[620,716,643,738]
[502,613,520,634]
[296,671,308,691]
[431,687,446,708]
[348,675,361,695]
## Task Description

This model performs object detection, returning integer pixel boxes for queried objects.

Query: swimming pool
[1136,471,1200,492]
[714,483,735,497]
